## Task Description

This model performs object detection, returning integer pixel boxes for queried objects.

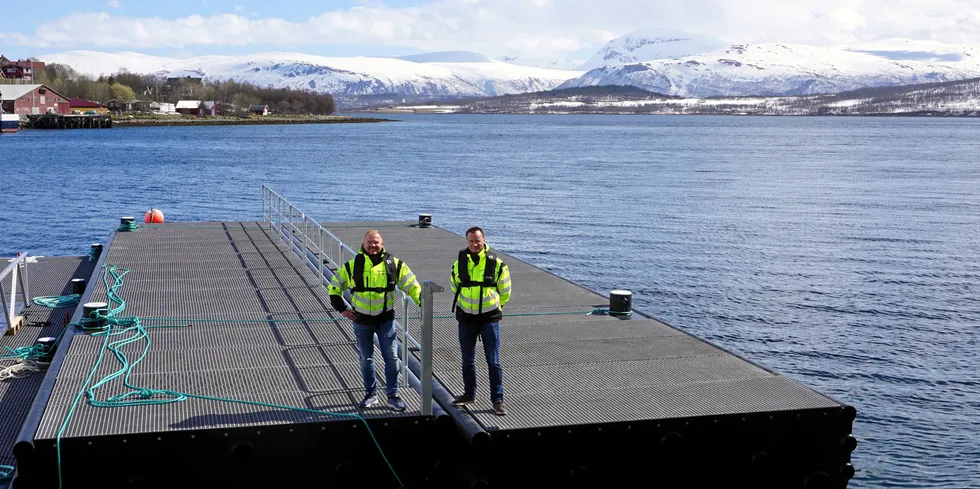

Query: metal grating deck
[34,223,425,442]
[0,256,95,466]
[321,222,843,432]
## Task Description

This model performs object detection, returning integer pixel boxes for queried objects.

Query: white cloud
[4,0,980,59]
[107,0,120,7]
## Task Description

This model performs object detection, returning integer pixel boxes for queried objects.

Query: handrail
[262,185,434,410]
[1,253,32,334]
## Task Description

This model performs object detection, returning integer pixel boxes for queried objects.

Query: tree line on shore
[29,63,335,115]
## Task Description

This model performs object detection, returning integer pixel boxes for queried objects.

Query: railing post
[0,274,10,334]
[318,226,325,284]
[302,214,308,254]
[421,280,444,416]
[401,294,410,387]
[18,260,29,309]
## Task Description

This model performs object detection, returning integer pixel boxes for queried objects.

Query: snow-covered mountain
[577,28,727,71]
[42,50,582,98]
[560,42,980,97]
[40,34,980,101]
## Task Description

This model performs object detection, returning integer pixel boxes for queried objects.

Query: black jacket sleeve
[330,295,347,313]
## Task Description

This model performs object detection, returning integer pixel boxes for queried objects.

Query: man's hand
[341,309,358,321]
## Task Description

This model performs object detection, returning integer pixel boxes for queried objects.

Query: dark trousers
[458,321,503,402]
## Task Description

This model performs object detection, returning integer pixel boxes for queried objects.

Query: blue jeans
[353,320,400,399]
[458,321,503,403]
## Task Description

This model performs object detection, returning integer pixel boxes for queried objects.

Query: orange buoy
[145,208,165,223]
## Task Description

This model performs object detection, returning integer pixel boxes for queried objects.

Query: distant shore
[112,114,394,126]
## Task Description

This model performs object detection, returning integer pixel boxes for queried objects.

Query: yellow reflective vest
[329,249,421,317]
[451,246,511,321]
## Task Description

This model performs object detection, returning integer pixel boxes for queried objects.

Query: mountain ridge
[354,78,980,116]
[559,42,980,97]
[35,33,980,103]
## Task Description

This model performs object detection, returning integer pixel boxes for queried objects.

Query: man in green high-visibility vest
[329,229,421,411]
[449,226,512,416]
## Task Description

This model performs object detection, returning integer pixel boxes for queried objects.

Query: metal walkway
[15,223,437,489]
[0,256,94,481]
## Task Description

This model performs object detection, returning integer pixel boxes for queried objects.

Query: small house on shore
[249,104,269,116]
[202,101,217,116]
[150,102,176,114]
[175,100,202,115]
[69,98,108,115]
[176,100,217,116]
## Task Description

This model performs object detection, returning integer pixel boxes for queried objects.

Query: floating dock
[0,188,857,489]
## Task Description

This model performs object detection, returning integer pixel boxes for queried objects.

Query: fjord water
[2,115,978,488]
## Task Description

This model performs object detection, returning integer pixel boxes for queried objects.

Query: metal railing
[262,185,439,415]
[1,253,32,334]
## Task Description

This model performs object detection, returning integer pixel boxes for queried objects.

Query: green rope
[32,295,81,308]
[506,308,608,317]
[56,264,404,489]
[1,344,44,361]
[140,308,604,325]
[141,317,348,324]
[1,328,67,361]
[405,308,606,320]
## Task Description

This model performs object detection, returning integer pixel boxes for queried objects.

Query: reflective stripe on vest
[347,253,401,315]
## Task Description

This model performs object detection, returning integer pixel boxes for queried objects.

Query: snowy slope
[577,28,727,71]
[42,50,582,97]
[561,42,980,97]
[42,36,980,100]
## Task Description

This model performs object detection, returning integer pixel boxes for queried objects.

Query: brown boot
[492,401,508,416]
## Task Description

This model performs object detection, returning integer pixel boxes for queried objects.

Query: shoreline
[112,115,395,126]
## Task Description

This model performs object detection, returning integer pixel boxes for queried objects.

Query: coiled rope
[55,264,404,489]
[32,295,80,308]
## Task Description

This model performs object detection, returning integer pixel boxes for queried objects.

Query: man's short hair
[465,226,484,237]
[364,229,382,239]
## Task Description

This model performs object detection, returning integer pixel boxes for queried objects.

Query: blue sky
[2,0,978,62]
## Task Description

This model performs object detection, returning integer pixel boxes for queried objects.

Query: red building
[0,84,70,115]
[0,58,45,81]
[175,100,217,116]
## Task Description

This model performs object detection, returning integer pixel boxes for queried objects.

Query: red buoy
[145,208,165,223]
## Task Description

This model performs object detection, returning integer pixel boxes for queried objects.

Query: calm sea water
[2,115,978,488]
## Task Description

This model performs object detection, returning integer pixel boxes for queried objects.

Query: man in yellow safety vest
[449,226,512,416]
[329,229,421,411]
